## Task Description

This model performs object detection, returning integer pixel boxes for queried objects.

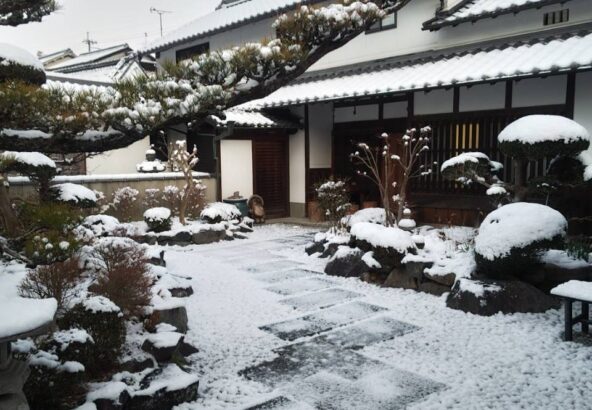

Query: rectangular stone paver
[284,365,446,410]
[243,396,314,410]
[255,269,316,284]
[260,301,387,341]
[279,288,363,310]
[316,316,418,350]
[245,260,304,274]
[240,339,382,388]
[265,277,336,296]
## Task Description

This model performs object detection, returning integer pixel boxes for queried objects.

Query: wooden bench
[551,280,592,341]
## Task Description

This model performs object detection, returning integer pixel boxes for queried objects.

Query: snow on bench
[551,280,592,341]
[551,280,592,303]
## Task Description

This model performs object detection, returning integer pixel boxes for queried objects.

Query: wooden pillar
[566,72,576,119]
[505,80,513,111]
[304,103,310,217]
[453,87,460,113]
[582,301,589,334]
[565,299,573,341]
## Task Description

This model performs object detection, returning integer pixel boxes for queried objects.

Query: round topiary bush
[144,207,172,232]
[474,202,567,279]
[200,202,242,224]
[0,43,46,85]
[49,183,98,208]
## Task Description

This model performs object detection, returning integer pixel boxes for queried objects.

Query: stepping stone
[246,260,304,274]
[240,339,381,388]
[260,302,387,341]
[243,396,314,410]
[254,269,316,284]
[265,277,336,296]
[280,288,362,310]
[316,316,419,350]
[227,252,283,265]
[284,365,446,410]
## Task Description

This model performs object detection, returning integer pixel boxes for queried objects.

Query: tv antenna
[150,7,172,37]
[82,32,97,53]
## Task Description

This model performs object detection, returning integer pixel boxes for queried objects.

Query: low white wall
[220,139,253,199]
[513,75,567,107]
[574,71,592,135]
[459,83,506,112]
[86,137,150,175]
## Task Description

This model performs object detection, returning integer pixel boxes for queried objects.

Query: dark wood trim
[453,87,460,113]
[216,140,222,201]
[378,100,384,121]
[304,103,311,216]
[407,92,414,125]
[505,80,513,111]
[566,71,576,119]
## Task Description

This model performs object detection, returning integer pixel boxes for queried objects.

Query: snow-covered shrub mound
[440,152,502,183]
[0,43,46,84]
[144,207,172,233]
[499,115,590,160]
[343,208,391,228]
[0,151,57,185]
[350,222,416,274]
[49,183,97,208]
[474,202,567,278]
[200,202,242,223]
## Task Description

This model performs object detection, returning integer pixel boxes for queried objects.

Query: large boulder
[350,223,416,274]
[446,278,559,316]
[324,246,368,278]
[191,226,226,245]
[150,303,188,334]
[141,332,185,363]
[383,267,417,290]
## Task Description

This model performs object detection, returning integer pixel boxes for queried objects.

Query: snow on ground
[161,224,592,409]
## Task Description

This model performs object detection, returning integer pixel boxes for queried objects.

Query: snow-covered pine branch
[0,1,395,154]
[0,0,57,26]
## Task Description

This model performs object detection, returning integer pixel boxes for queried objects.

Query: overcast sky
[0,0,217,56]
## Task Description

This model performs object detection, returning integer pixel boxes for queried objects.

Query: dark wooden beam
[505,80,513,111]
[304,103,311,217]
[566,71,576,119]
[453,87,460,113]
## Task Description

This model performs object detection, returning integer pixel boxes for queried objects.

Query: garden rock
[404,261,433,280]
[423,271,456,287]
[324,247,368,278]
[120,358,155,373]
[168,285,194,298]
[192,228,226,245]
[148,250,166,267]
[141,332,184,363]
[418,280,450,296]
[446,278,559,316]
[126,365,199,410]
[383,268,418,290]
[150,306,188,334]
[305,240,325,256]
[179,341,199,357]
[94,389,131,410]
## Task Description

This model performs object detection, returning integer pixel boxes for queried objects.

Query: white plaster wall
[574,71,592,136]
[334,104,379,123]
[309,103,333,168]
[415,89,453,115]
[459,83,506,112]
[289,129,306,204]
[86,137,150,175]
[220,139,253,199]
[312,0,592,71]
[513,75,567,107]
[384,101,408,118]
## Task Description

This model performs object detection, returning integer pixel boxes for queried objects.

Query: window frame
[366,12,397,34]
[175,42,210,63]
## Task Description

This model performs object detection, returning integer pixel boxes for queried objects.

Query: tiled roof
[46,59,146,86]
[245,28,592,108]
[210,107,299,129]
[140,0,324,55]
[49,44,131,71]
[424,0,572,30]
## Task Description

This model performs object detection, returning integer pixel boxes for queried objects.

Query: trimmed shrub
[18,257,83,312]
[90,239,152,317]
[144,207,172,233]
[108,186,139,222]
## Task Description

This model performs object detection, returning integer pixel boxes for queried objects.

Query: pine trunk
[0,182,20,236]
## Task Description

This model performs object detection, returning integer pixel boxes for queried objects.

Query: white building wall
[415,89,453,115]
[334,104,379,123]
[512,75,567,107]
[308,103,333,169]
[384,101,408,119]
[312,0,592,71]
[459,83,506,112]
[289,130,306,205]
[220,139,253,199]
[86,137,150,175]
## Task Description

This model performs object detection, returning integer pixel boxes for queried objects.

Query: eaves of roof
[423,0,573,31]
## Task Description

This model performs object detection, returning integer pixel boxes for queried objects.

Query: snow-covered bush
[315,178,350,231]
[183,179,207,219]
[0,43,46,85]
[18,257,83,312]
[144,207,172,233]
[162,185,181,214]
[474,202,568,278]
[143,188,162,209]
[58,295,125,379]
[201,202,242,223]
[49,182,98,208]
[108,186,139,222]
[343,207,392,228]
[89,238,152,317]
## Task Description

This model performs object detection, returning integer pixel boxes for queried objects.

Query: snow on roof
[0,43,44,71]
[423,0,570,30]
[141,0,323,54]
[498,115,590,145]
[210,107,298,129]
[246,29,592,108]
[46,59,146,86]
[49,44,131,71]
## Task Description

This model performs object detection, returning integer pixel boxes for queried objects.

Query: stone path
[229,234,446,409]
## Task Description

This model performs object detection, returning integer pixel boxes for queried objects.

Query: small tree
[169,140,200,225]
[351,128,435,224]
[315,177,350,232]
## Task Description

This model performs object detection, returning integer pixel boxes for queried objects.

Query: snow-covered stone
[350,222,415,253]
[343,208,390,228]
